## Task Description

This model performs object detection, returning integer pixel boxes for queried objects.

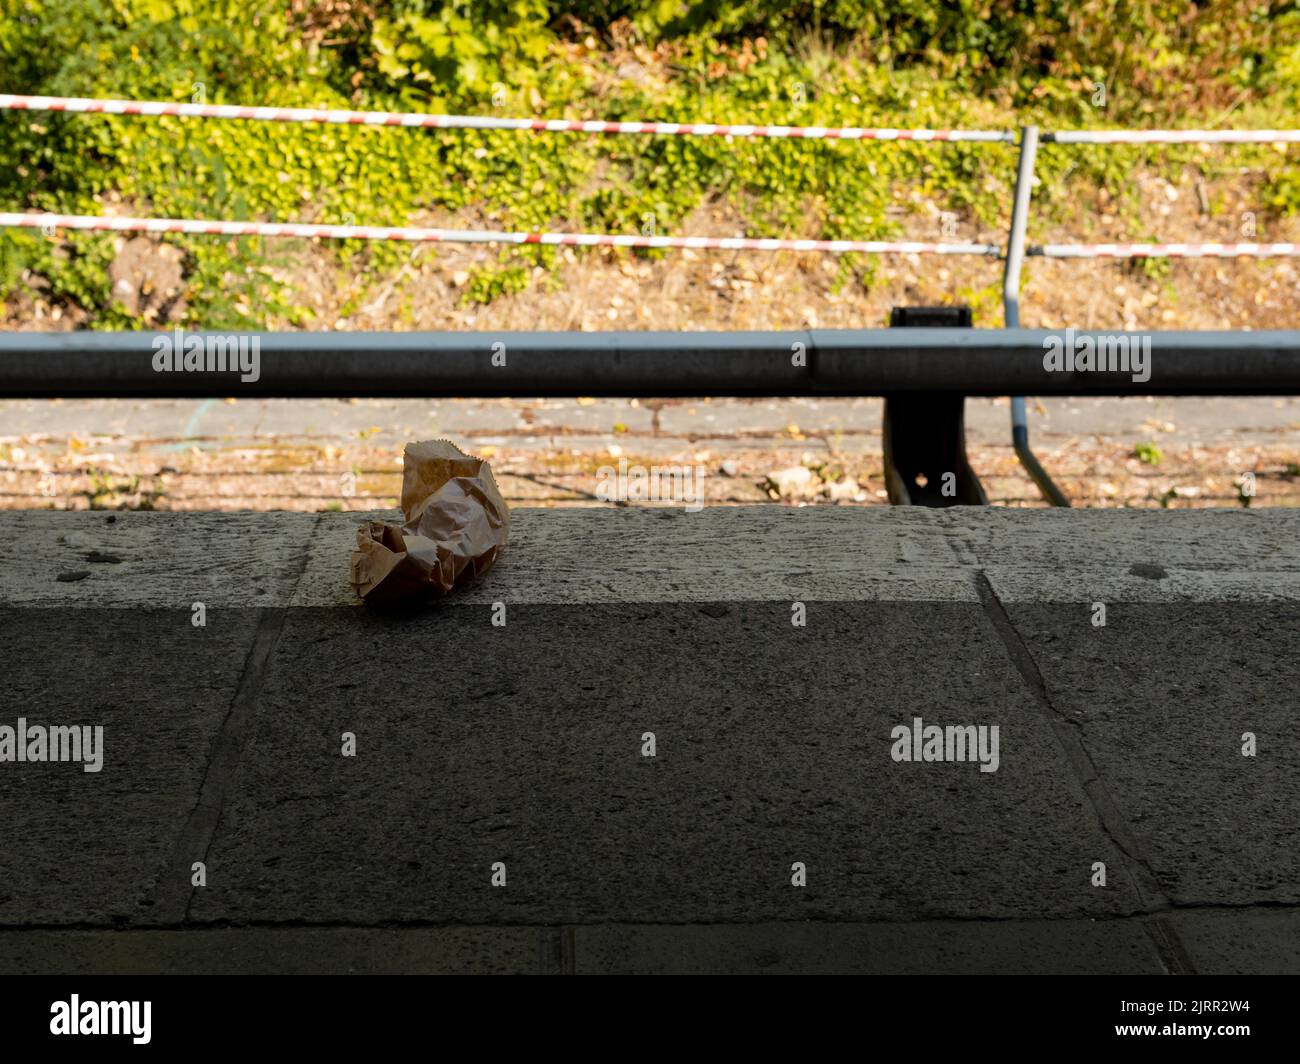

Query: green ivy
[0,0,1296,327]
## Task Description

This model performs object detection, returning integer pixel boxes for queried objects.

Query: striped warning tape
[1044,130,1300,145]
[0,94,1015,143]
[9,216,1293,260]
[0,212,1004,255]
[4,96,1293,145]
[1033,242,1299,258]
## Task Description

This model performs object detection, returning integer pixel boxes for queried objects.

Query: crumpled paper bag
[350,439,509,604]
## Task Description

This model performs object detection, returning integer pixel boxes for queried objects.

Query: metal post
[1003,125,1069,507]
[883,305,987,506]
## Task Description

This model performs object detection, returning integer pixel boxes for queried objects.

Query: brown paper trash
[350,439,509,604]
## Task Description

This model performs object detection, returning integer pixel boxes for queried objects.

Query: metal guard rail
[2,328,1296,398]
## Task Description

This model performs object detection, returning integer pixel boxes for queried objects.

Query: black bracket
[883,306,988,506]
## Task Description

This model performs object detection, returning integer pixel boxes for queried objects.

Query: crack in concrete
[146,515,321,924]
[536,927,576,974]
[972,568,1198,975]
[935,510,981,567]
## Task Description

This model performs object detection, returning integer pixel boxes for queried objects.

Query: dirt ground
[1,402,1296,512]
[8,165,1298,335]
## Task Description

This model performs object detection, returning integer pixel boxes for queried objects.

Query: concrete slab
[0,509,972,608]
[573,919,1166,975]
[967,396,1300,446]
[291,507,973,607]
[657,396,1300,446]
[0,608,262,925]
[7,396,1300,448]
[0,511,319,609]
[948,507,1300,574]
[0,507,1296,974]
[1172,910,1300,975]
[1007,603,1300,908]
[981,567,1300,604]
[0,927,542,975]
[3,507,1296,609]
[949,508,1300,603]
[0,918,1168,974]
[657,397,877,437]
[188,602,1139,925]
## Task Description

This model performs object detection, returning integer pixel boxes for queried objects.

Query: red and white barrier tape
[1046,130,1299,145]
[8,215,1293,261]
[4,95,1293,145]
[1034,242,1299,258]
[0,212,1003,255]
[0,94,1014,143]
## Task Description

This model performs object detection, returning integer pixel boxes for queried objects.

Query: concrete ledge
[1,507,1298,608]
[2,506,1298,973]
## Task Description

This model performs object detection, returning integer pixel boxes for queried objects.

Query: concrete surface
[6,396,1298,514]
[0,507,1298,973]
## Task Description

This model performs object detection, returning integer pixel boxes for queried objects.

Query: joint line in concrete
[971,569,1197,973]
[147,516,322,923]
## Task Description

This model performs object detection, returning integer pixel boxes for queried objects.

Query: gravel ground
[1,395,1296,511]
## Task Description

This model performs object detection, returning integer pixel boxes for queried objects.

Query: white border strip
[0,94,1015,143]
[0,212,1003,255]
[1035,242,1299,258]
[1047,130,1299,145]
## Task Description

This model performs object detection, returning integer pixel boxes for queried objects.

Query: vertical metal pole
[1003,125,1069,507]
